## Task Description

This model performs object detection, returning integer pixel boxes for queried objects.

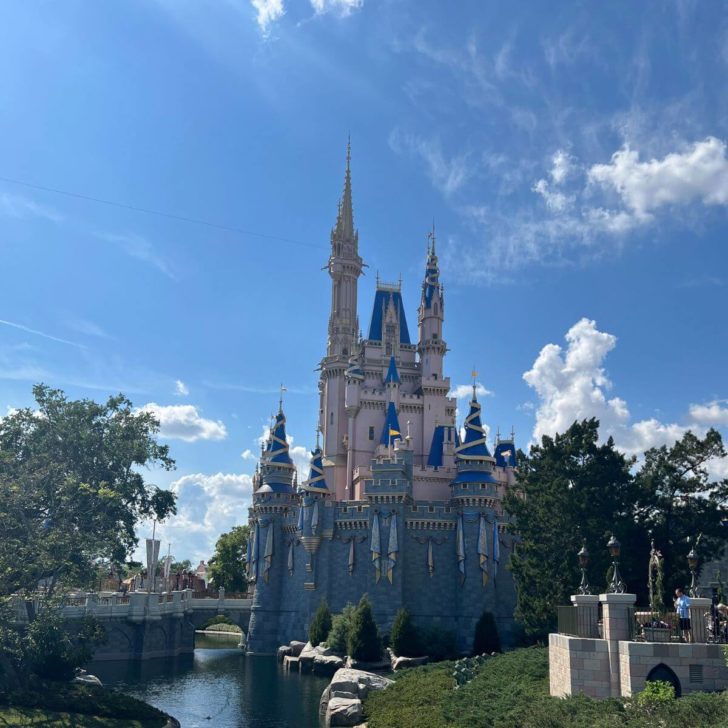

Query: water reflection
[91,644,329,728]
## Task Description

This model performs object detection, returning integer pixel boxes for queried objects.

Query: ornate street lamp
[607,535,626,594]
[577,541,591,595]
[687,546,700,598]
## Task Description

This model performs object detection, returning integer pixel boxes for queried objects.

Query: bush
[202,614,235,629]
[472,611,501,655]
[25,611,105,682]
[633,679,675,711]
[309,599,332,648]
[421,625,458,661]
[327,603,355,654]
[348,595,382,662]
[203,622,241,633]
[391,608,421,657]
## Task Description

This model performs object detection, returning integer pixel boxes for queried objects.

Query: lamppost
[607,535,626,594]
[687,547,700,598]
[577,540,591,595]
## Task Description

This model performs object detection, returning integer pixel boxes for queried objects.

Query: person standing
[675,587,692,642]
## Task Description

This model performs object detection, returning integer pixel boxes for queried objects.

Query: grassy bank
[0,682,171,728]
[363,647,728,728]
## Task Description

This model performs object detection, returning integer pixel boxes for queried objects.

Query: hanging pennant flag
[427,538,434,578]
[370,513,381,583]
[297,503,304,532]
[348,539,355,576]
[456,514,466,585]
[250,522,259,583]
[287,540,294,576]
[387,513,399,584]
[493,519,500,582]
[477,515,489,586]
[311,501,320,533]
[263,524,274,583]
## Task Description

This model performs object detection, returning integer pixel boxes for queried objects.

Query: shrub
[633,679,675,712]
[421,625,458,661]
[309,598,332,648]
[25,611,105,682]
[327,603,355,654]
[472,611,501,655]
[391,608,421,657]
[202,614,235,629]
[348,595,382,661]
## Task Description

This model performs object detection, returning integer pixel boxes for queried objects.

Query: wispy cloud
[0,193,63,223]
[65,317,112,339]
[140,403,227,442]
[202,380,317,395]
[0,319,85,349]
[389,129,472,197]
[174,379,190,396]
[96,232,176,279]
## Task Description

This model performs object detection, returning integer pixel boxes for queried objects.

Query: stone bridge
[14,589,252,662]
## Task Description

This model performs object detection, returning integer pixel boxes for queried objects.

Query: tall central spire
[335,136,355,241]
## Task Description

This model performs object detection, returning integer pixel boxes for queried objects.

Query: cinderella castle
[245,145,518,653]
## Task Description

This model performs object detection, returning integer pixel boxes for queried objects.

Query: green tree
[308,598,333,647]
[0,385,176,598]
[504,418,644,640]
[207,525,249,593]
[390,607,420,657]
[635,429,728,600]
[348,595,382,661]
[170,559,192,573]
[472,611,501,655]
[326,603,355,654]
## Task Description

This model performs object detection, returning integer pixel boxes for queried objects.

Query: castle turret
[418,229,446,382]
[256,401,296,496]
[451,384,497,499]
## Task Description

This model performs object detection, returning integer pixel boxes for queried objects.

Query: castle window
[433,373,438,380]
[368,426,374,440]
[330,412,334,425]
[461,484,467,490]
[434,303,439,315]
[428,506,435,513]
[386,342,392,355]
[343,347,348,356]
[432,333,438,340]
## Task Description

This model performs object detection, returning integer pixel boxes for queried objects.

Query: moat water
[92,634,330,728]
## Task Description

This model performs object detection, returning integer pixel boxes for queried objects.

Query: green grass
[364,647,728,728]
[0,706,166,727]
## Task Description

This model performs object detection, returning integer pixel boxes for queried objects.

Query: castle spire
[335,136,355,241]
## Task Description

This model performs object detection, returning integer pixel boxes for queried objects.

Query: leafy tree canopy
[0,384,176,597]
[207,525,249,593]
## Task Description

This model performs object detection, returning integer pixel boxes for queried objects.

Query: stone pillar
[570,594,599,638]
[128,592,147,623]
[600,593,636,698]
[689,597,712,642]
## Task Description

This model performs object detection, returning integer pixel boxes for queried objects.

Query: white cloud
[140,403,227,442]
[250,0,284,32]
[310,0,362,16]
[523,319,728,473]
[389,129,472,197]
[0,193,63,223]
[588,136,728,221]
[241,449,255,460]
[97,232,175,279]
[174,379,190,396]
[151,472,253,562]
[448,383,492,400]
[550,150,574,185]
[689,400,728,427]
[532,178,574,212]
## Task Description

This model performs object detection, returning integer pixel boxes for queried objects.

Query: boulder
[313,654,345,677]
[289,640,306,656]
[326,697,363,727]
[73,672,103,687]
[283,655,300,671]
[330,668,394,698]
[277,645,292,662]
[300,641,334,672]
[345,656,391,672]
[392,655,429,671]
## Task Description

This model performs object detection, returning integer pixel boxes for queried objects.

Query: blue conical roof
[455,395,492,461]
[268,409,293,465]
[384,356,400,385]
[380,401,402,446]
[301,446,329,493]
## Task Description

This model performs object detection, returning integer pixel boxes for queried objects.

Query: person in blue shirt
[674,587,692,642]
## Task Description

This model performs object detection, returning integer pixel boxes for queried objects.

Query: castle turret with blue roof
[245,143,519,655]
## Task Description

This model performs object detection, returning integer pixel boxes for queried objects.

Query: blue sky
[1,0,727,562]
